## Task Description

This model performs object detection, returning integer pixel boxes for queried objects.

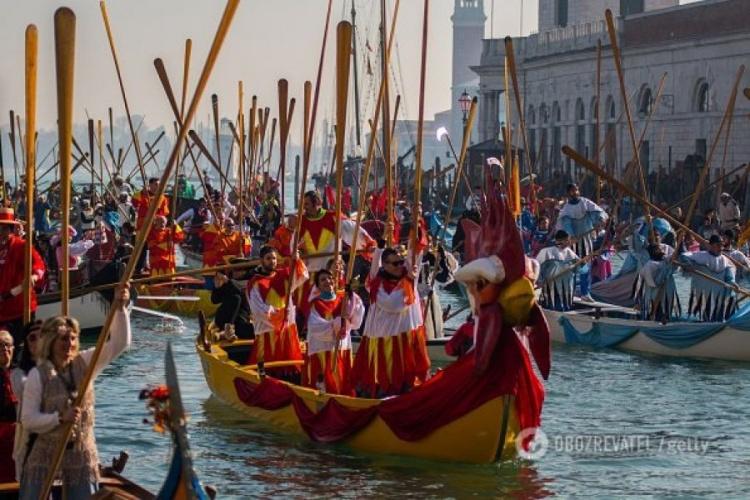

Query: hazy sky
[0,0,700,146]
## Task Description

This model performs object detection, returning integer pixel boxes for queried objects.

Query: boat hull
[36,291,109,336]
[544,308,750,362]
[196,337,520,464]
[136,278,218,317]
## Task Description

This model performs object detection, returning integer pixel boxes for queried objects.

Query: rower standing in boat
[679,235,738,322]
[19,283,131,499]
[535,230,579,311]
[350,243,430,398]
[303,269,364,395]
[555,183,608,302]
[146,215,185,276]
[212,271,254,340]
[0,207,46,350]
[638,243,680,322]
[132,178,170,274]
[246,246,308,378]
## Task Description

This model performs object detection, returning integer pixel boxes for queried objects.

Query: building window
[620,0,644,17]
[697,82,710,112]
[555,0,568,28]
[552,103,562,169]
[528,106,537,166]
[575,99,586,158]
[639,87,653,117]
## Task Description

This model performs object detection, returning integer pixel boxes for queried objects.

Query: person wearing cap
[555,183,608,302]
[535,230,580,311]
[638,243,680,322]
[718,192,741,231]
[176,174,196,200]
[146,215,184,276]
[0,208,46,350]
[679,234,738,322]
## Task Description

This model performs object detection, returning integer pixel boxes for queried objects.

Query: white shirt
[307,293,365,355]
[21,309,131,434]
[535,245,578,265]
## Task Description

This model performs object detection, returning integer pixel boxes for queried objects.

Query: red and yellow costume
[204,228,250,267]
[303,290,365,395]
[246,259,309,375]
[349,249,430,397]
[147,225,185,275]
[0,234,45,324]
[200,223,221,267]
[132,189,170,231]
[268,225,294,257]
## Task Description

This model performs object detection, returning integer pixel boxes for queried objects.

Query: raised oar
[605,9,651,230]
[9,110,19,186]
[41,2,240,497]
[649,66,744,319]
[88,119,95,189]
[23,24,38,324]
[16,114,27,173]
[211,94,223,192]
[153,57,221,221]
[55,9,75,318]
[380,0,394,244]
[744,88,750,101]
[329,22,353,388]
[562,142,750,277]
[667,163,747,214]
[276,79,296,214]
[100,1,147,185]
[410,0,429,267]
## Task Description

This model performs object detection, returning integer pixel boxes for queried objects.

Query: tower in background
[451,0,486,144]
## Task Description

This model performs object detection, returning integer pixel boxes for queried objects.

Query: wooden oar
[23,24,38,324]
[276,79,296,214]
[55,9,75,318]
[330,22,353,387]
[41,2,240,496]
[743,88,750,101]
[605,9,651,231]
[561,140,750,278]
[100,1,147,185]
[211,93,223,193]
[9,110,19,187]
[410,0,429,266]
[649,65,744,319]
[380,0,394,244]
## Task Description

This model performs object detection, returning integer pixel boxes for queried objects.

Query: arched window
[605,96,617,170]
[590,97,600,157]
[539,104,548,169]
[696,81,710,112]
[528,105,537,166]
[575,99,586,157]
[552,102,562,169]
[639,87,653,116]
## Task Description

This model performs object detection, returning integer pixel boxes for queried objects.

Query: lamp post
[459,89,472,141]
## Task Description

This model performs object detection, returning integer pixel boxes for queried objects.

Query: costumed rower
[246,246,309,378]
[303,269,364,395]
[0,207,46,349]
[349,243,430,398]
[555,183,608,301]
[679,234,738,322]
[535,230,579,312]
[147,215,185,276]
[638,243,680,322]
[132,177,170,274]
[175,197,212,251]
[298,190,375,301]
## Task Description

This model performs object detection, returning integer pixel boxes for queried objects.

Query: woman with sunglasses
[19,283,131,499]
[350,243,430,398]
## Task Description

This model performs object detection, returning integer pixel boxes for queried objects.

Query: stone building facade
[472,0,750,206]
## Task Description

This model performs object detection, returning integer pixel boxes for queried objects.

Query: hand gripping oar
[40,2,240,496]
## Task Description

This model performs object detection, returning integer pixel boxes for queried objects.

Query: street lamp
[459,90,472,138]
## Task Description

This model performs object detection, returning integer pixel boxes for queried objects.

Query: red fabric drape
[231,323,545,448]
[292,397,378,443]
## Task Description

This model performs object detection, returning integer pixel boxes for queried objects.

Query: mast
[380,0,393,242]
[351,0,362,151]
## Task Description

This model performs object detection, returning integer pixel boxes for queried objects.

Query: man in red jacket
[0,207,46,349]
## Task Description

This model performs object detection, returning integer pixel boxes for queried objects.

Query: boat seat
[240,360,305,372]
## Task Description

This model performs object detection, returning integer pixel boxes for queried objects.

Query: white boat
[36,289,111,336]
[542,298,750,362]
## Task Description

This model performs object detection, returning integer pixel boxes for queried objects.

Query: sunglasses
[386,259,405,266]
[0,342,13,350]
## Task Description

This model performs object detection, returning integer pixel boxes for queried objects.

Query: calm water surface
[81,241,750,499]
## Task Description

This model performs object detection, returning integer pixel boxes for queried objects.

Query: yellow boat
[196,314,525,464]
[135,277,219,317]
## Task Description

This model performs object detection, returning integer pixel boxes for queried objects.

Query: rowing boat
[543,298,750,362]
[196,313,528,464]
[135,276,218,317]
